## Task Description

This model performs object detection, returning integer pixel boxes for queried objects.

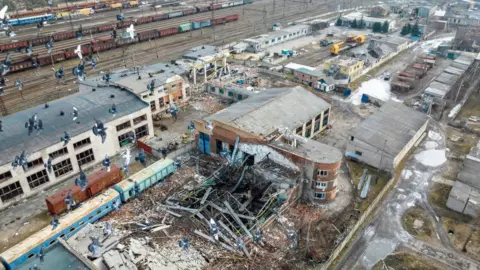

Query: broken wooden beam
[208,202,256,220]
[223,201,253,239]
[163,204,197,213]
[200,187,213,205]
[151,225,171,233]
[166,210,182,218]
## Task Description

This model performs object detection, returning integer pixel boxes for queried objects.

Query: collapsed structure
[193,86,342,202]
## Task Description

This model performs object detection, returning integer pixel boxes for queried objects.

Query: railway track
[0,0,367,115]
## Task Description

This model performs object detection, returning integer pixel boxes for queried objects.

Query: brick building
[193,86,342,202]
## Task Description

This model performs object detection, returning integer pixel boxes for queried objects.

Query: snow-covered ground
[349,78,397,105]
[414,36,454,53]
[415,149,447,167]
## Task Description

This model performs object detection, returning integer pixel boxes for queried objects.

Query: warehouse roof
[350,101,429,157]
[205,86,330,137]
[0,86,148,166]
[270,139,342,164]
[457,141,480,189]
[106,63,187,95]
[183,45,218,61]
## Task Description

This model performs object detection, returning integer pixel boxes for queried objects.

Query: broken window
[0,181,23,202]
[49,147,68,159]
[52,159,73,178]
[350,136,354,141]
[315,182,327,188]
[27,169,49,189]
[318,170,328,177]
[314,192,326,199]
[76,149,95,166]
[73,138,91,150]
[135,125,149,139]
[116,121,132,132]
[0,171,12,183]
[150,100,157,112]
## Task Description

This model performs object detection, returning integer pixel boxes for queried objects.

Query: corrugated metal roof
[0,86,148,166]
[205,86,330,137]
[444,66,464,76]
[270,139,342,164]
[435,72,459,85]
[350,101,428,157]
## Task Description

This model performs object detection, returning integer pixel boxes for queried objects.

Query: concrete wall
[447,195,468,214]
[140,76,190,115]
[393,120,428,167]
[0,107,154,210]
[346,137,395,171]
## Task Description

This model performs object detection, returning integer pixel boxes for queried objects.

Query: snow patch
[349,79,395,105]
[428,130,442,141]
[402,170,413,179]
[425,141,438,149]
[415,149,447,167]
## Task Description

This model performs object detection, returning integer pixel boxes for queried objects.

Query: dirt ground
[372,250,446,270]
[402,206,436,244]
[346,160,391,213]
[442,217,472,251]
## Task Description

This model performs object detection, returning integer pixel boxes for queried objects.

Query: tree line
[335,17,390,33]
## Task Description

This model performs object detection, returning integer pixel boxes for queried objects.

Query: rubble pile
[188,92,230,114]
[103,238,207,270]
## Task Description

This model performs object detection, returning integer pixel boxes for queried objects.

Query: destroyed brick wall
[239,143,299,170]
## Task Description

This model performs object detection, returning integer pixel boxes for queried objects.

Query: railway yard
[4,0,480,269]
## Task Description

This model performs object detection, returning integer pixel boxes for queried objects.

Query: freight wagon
[1,0,252,52]
[7,14,239,73]
[0,159,175,270]
[45,165,122,216]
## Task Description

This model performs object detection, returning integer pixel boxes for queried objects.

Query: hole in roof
[110,94,115,98]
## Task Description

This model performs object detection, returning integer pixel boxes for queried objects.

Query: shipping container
[53,31,76,41]
[168,11,183,18]
[45,165,122,216]
[159,27,179,36]
[178,22,192,32]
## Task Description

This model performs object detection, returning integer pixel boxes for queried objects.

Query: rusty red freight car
[183,8,197,15]
[117,20,136,29]
[137,30,160,41]
[152,14,168,21]
[137,16,153,24]
[0,40,28,52]
[210,3,222,9]
[10,59,34,73]
[45,165,122,216]
[159,27,178,37]
[98,24,116,32]
[30,36,52,46]
[53,31,76,41]
[225,14,239,22]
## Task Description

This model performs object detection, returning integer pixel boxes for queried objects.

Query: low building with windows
[101,63,190,115]
[0,85,153,210]
[193,86,342,203]
[346,101,429,172]
[324,56,365,81]
[243,24,311,53]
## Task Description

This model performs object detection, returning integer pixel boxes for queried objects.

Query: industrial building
[243,24,311,53]
[323,56,365,81]
[340,12,396,32]
[193,86,342,202]
[105,63,191,114]
[0,84,154,210]
[423,53,477,101]
[447,141,480,217]
[346,101,429,172]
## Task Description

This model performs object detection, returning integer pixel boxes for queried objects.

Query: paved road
[336,122,480,270]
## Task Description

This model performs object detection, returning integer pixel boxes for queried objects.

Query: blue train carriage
[10,14,55,26]
[0,189,120,270]
[114,158,175,202]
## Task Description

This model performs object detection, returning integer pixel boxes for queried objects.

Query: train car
[0,189,120,270]
[137,16,153,24]
[45,165,122,216]
[182,8,197,16]
[159,27,179,37]
[178,22,192,32]
[168,11,183,18]
[117,20,136,29]
[225,14,239,22]
[10,14,55,26]
[98,23,116,32]
[82,26,99,36]
[10,58,34,73]
[0,40,28,52]
[152,13,168,21]
[128,1,139,7]
[53,31,76,41]
[137,29,160,41]
[75,8,95,16]
[233,1,245,6]
[117,36,137,46]
[212,17,227,25]
[222,2,235,8]
[210,3,222,9]
[110,3,123,9]
[196,4,210,12]
[30,36,52,47]
[113,158,175,202]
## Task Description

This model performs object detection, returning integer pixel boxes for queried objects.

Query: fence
[321,175,395,269]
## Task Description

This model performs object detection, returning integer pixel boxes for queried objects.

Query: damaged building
[193,86,343,203]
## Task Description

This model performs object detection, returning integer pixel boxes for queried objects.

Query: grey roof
[350,100,428,157]
[444,66,464,76]
[270,139,342,164]
[104,63,187,95]
[296,67,322,77]
[0,86,148,166]
[429,81,451,92]
[183,45,218,60]
[450,61,470,71]
[205,86,330,137]
[458,141,480,189]
[435,72,459,86]
[449,181,471,202]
